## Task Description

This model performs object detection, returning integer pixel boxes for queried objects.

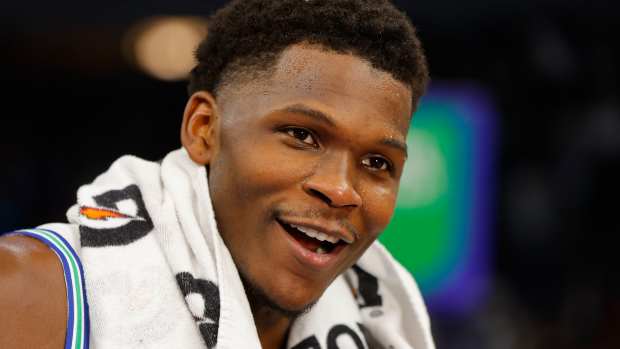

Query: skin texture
[182,44,412,349]
[0,235,67,349]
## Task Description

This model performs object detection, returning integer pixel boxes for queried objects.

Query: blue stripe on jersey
[2,228,90,349]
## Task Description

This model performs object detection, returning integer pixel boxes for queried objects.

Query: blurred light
[379,84,498,314]
[531,28,577,81]
[124,16,207,81]
[398,129,448,208]
[585,102,620,154]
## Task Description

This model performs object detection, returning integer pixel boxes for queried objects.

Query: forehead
[217,44,413,134]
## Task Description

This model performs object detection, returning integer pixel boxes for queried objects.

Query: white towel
[41,148,435,349]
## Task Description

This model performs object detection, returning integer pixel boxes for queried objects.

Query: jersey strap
[9,228,90,349]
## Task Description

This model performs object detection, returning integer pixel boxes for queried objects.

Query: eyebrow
[280,104,336,127]
[280,103,408,156]
[381,138,408,157]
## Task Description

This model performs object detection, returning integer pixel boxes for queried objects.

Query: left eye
[285,128,317,146]
[362,156,391,171]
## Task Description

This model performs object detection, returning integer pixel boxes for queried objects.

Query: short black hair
[188,0,429,109]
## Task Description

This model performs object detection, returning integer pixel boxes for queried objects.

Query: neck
[240,274,299,349]
[252,303,292,349]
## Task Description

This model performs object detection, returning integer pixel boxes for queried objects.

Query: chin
[274,283,321,312]
[241,269,324,317]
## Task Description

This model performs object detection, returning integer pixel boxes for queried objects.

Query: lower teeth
[316,247,326,254]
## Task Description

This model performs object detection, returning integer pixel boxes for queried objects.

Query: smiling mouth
[276,218,347,255]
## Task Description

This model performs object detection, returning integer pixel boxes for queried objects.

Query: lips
[289,224,341,244]
[276,217,349,269]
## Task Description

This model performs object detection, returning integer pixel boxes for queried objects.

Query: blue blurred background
[1,1,618,348]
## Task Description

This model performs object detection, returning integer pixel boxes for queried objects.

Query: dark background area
[1,1,618,348]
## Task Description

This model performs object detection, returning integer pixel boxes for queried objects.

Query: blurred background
[1,0,618,348]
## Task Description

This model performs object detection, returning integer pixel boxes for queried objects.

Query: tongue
[289,228,322,251]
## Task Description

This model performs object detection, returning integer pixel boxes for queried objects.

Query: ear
[181,91,220,165]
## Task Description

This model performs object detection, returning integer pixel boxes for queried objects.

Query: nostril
[309,188,332,205]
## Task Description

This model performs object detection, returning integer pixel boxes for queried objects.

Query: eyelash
[362,156,393,172]
[281,127,393,173]
[283,127,318,147]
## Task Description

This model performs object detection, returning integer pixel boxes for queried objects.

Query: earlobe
[181,91,220,165]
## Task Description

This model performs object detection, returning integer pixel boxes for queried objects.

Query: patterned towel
[41,148,435,349]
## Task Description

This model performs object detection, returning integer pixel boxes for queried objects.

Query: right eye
[284,127,318,147]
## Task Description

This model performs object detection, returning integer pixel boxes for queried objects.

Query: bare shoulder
[0,234,67,349]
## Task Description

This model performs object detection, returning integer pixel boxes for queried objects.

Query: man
[0,0,432,348]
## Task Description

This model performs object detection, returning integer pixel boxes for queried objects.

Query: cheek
[210,136,310,208]
[360,184,398,237]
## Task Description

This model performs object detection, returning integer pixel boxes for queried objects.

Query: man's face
[207,44,412,312]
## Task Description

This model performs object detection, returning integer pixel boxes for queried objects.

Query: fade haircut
[188,0,429,109]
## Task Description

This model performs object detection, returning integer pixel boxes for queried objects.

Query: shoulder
[0,234,67,348]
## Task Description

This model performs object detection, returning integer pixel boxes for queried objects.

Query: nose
[302,152,362,208]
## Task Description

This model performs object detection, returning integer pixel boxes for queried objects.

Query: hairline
[211,41,416,106]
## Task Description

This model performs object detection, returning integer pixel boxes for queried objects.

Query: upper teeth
[291,224,340,244]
